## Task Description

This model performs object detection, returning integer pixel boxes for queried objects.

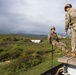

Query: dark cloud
[0,0,76,34]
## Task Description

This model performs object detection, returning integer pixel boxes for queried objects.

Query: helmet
[64,4,72,11]
[50,26,55,30]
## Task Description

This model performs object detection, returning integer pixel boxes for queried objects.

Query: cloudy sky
[0,0,76,34]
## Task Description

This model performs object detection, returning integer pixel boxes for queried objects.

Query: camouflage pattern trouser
[52,40,69,52]
[70,25,76,52]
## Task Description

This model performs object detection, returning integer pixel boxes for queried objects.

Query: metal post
[51,42,54,68]
[63,64,67,74]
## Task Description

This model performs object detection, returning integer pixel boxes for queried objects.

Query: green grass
[19,58,60,75]
[0,34,71,75]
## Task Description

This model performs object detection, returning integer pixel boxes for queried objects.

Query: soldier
[64,4,76,57]
[48,26,69,52]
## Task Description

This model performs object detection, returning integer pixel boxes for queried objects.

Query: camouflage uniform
[65,6,76,52]
[48,29,69,52]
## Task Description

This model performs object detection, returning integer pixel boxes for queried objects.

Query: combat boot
[66,51,71,57]
[71,52,76,58]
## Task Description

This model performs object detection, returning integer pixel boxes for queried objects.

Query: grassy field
[0,34,71,75]
[18,56,61,75]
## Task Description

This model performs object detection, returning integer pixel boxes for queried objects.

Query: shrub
[24,39,31,42]
[0,50,21,61]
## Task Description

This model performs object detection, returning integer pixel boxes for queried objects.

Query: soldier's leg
[58,42,69,52]
[52,41,69,52]
[71,28,76,52]
[52,41,62,49]
[52,40,58,46]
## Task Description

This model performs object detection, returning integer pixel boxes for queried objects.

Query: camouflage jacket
[48,32,66,43]
[65,8,76,31]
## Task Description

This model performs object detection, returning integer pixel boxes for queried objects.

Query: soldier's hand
[65,31,68,34]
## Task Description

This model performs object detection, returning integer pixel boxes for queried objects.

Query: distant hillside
[24,33,70,38]
[24,34,47,37]
[0,33,70,37]
[15,33,69,37]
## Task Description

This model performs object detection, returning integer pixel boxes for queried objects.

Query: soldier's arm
[57,34,66,39]
[65,14,70,32]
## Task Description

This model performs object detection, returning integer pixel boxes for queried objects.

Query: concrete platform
[58,56,76,66]
[58,56,76,75]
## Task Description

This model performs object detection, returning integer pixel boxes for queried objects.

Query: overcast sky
[0,0,76,34]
